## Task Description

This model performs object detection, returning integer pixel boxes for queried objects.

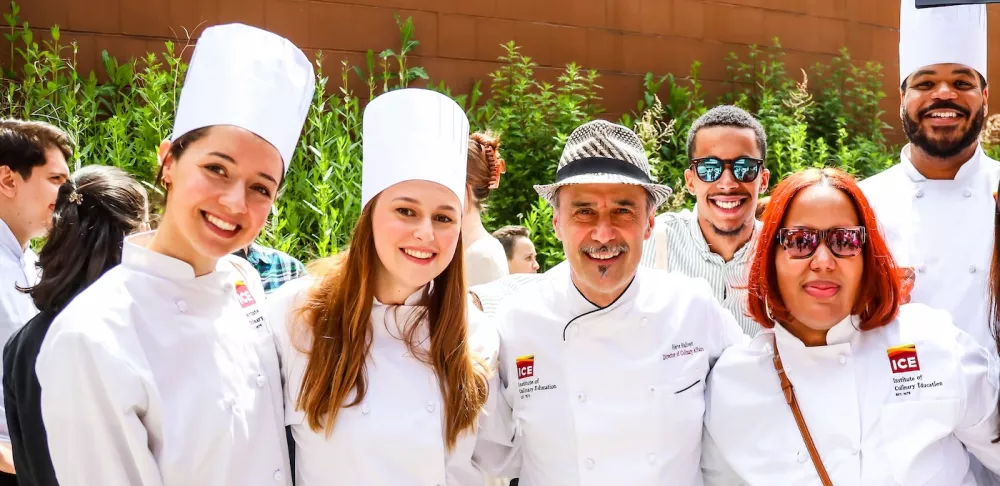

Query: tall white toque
[899,0,987,85]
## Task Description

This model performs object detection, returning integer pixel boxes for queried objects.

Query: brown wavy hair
[294,196,490,448]
[467,131,505,209]
[747,168,901,331]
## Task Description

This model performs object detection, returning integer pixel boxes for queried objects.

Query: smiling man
[475,120,747,486]
[858,4,997,483]
[640,105,769,336]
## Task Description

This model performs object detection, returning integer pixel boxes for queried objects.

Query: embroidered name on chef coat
[516,354,557,400]
[235,279,266,333]
[888,344,942,397]
[662,341,704,361]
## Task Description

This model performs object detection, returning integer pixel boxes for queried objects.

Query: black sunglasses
[690,157,764,184]
[777,227,867,259]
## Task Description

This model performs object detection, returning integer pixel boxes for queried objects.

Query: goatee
[902,100,985,159]
[711,221,747,238]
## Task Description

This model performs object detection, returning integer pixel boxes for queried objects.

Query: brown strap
[772,344,834,486]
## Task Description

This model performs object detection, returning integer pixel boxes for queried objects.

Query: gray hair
[686,105,767,162]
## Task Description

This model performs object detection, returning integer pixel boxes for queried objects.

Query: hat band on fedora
[555,157,652,183]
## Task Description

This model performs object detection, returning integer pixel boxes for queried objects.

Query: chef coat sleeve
[471,305,521,478]
[701,428,747,486]
[36,328,162,486]
[952,326,1000,474]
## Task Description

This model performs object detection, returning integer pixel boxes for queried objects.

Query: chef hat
[171,23,315,173]
[899,0,987,85]
[361,88,470,209]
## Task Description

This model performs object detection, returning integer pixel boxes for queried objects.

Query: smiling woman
[32,23,315,486]
[702,167,1000,485]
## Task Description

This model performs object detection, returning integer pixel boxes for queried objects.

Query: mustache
[580,243,629,254]
[917,101,970,119]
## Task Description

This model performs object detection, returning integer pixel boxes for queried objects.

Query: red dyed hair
[747,167,901,331]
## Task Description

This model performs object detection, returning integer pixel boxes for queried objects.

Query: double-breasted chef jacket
[0,217,38,449]
[268,277,500,486]
[859,146,1000,348]
[702,304,1000,486]
[476,265,748,486]
[35,232,290,485]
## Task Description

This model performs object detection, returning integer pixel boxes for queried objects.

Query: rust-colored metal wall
[15,0,1000,140]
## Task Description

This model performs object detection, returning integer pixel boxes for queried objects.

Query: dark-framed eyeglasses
[776,226,866,259]
[690,157,764,184]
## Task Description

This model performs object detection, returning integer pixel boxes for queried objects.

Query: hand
[0,442,16,474]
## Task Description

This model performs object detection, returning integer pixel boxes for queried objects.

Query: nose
[716,165,739,191]
[531,259,540,271]
[591,214,615,244]
[931,82,959,100]
[809,243,837,272]
[412,216,435,242]
[219,183,248,214]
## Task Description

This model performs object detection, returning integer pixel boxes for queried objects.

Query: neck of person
[907,142,978,180]
[781,318,830,347]
[373,262,422,305]
[462,205,491,249]
[146,217,219,277]
[0,210,30,252]
[572,271,633,308]
[697,215,754,262]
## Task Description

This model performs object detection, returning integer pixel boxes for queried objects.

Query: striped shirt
[639,207,762,336]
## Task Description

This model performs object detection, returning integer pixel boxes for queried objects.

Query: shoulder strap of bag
[653,223,669,271]
[772,342,834,486]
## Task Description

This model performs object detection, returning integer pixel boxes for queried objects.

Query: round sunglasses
[776,226,867,259]
[690,157,764,184]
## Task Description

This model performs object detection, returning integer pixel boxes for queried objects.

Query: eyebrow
[911,68,975,79]
[613,199,638,207]
[207,151,278,185]
[393,196,457,212]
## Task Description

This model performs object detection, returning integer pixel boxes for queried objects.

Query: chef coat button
[852,448,860,456]
[915,189,924,198]
[917,265,926,274]
[224,397,236,409]
[648,385,656,395]
[648,453,657,464]
[426,401,436,412]
[175,300,188,313]
[964,189,973,198]
[273,470,284,482]
[797,450,808,464]
[361,403,370,415]
[577,393,587,403]
[640,317,648,326]
[585,458,595,469]
[838,354,847,365]
[255,374,267,388]
[969,265,977,273]
[223,282,234,291]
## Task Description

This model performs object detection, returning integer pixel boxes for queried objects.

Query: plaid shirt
[235,243,306,294]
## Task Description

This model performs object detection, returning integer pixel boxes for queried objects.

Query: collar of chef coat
[688,204,762,260]
[562,265,640,317]
[371,285,430,339]
[0,216,26,265]
[122,231,242,288]
[900,143,984,183]
[771,315,861,364]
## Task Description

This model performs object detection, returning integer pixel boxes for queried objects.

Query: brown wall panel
[13,0,1000,146]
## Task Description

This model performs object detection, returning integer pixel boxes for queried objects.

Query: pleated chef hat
[361,88,470,209]
[899,0,988,85]
[171,23,315,173]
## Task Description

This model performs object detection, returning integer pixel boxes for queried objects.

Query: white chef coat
[702,304,1000,486]
[859,145,1000,348]
[477,266,748,486]
[36,231,290,486]
[0,217,38,445]
[268,277,500,486]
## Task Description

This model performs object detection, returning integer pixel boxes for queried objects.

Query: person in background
[463,132,509,286]
[703,167,1000,485]
[266,88,495,485]
[235,242,306,294]
[476,120,747,485]
[755,196,770,219]
[0,119,70,483]
[34,23,314,485]
[640,105,770,337]
[492,225,539,275]
[4,165,148,486]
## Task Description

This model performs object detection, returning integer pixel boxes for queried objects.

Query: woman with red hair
[701,167,1000,485]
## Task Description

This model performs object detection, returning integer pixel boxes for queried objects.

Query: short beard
[902,102,985,159]
[710,221,747,238]
[597,266,609,277]
[581,243,628,279]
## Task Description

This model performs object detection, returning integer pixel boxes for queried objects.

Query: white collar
[900,143,983,183]
[0,217,25,263]
[373,285,428,308]
[121,231,236,286]
[773,314,861,350]
[563,265,641,316]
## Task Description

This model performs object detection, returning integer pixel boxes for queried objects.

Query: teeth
[586,248,623,260]
[205,213,237,231]
[404,249,433,259]
[929,111,959,118]
[713,199,743,210]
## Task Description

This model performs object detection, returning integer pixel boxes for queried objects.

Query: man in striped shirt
[640,105,770,336]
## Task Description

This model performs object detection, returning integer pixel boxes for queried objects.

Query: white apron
[36,232,290,485]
